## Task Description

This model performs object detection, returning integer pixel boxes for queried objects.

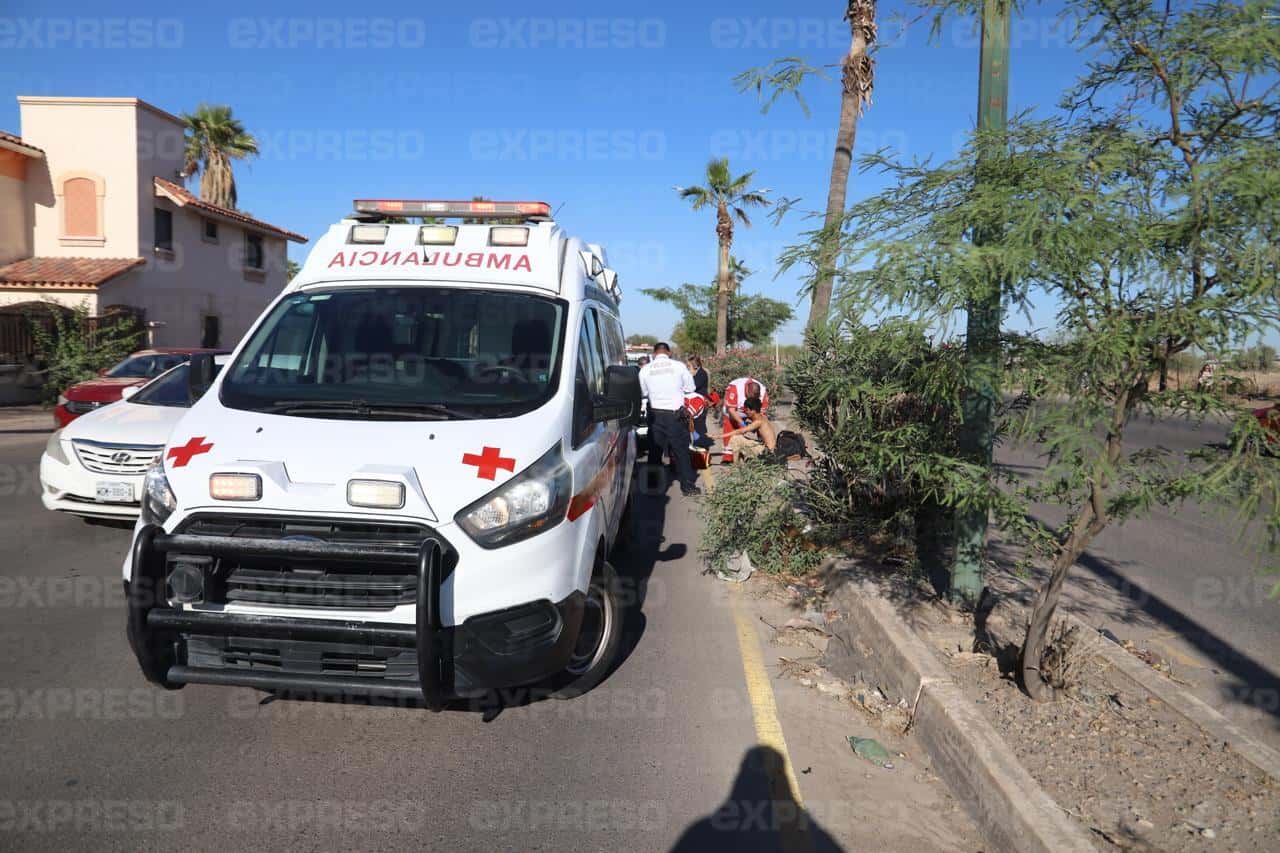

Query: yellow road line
[729,585,805,806]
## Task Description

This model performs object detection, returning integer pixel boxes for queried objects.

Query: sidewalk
[0,404,53,435]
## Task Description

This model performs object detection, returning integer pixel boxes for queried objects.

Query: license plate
[95,481,133,502]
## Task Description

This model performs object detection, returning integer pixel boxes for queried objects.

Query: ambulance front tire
[548,560,623,700]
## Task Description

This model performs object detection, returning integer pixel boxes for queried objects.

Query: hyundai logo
[110,451,132,464]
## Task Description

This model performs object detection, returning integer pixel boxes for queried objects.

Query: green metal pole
[950,0,1010,605]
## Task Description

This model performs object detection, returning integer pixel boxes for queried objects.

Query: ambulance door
[595,308,631,535]
[580,307,622,533]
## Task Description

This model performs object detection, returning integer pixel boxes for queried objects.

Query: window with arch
[56,172,105,244]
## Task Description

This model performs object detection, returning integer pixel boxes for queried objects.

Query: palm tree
[808,0,877,332]
[182,104,259,210]
[676,158,770,354]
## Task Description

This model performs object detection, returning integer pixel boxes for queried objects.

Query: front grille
[171,515,435,610]
[72,440,161,475]
[223,567,417,608]
[186,635,419,680]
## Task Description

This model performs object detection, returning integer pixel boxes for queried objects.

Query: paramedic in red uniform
[722,377,769,461]
[639,343,701,497]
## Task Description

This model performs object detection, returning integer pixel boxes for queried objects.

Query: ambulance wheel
[550,561,622,700]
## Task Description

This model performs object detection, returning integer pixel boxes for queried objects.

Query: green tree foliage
[675,159,771,353]
[786,321,1039,559]
[645,283,791,355]
[782,0,1280,700]
[1231,344,1277,372]
[26,303,145,404]
[182,104,259,210]
[702,347,784,400]
[626,333,659,346]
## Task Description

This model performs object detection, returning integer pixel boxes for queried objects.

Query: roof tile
[0,257,145,290]
[0,130,44,156]
[154,177,307,243]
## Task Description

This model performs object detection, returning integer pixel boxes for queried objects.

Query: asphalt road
[997,414,1280,745]
[0,423,978,851]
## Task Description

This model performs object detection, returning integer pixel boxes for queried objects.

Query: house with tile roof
[0,96,307,349]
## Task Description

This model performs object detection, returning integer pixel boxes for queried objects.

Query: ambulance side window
[573,309,607,447]
[600,312,625,366]
[582,309,607,395]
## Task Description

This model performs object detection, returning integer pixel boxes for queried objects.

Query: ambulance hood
[159,396,563,524]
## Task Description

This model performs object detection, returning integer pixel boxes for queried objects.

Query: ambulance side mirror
[188,353,216,401]
[595,365,641,429]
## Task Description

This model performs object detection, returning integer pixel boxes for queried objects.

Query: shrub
[785,321,975,548]
[701,347,781,400]
[27,302,145,404]
[699,460,827,575]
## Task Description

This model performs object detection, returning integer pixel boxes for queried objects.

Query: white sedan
[40,358,223,522]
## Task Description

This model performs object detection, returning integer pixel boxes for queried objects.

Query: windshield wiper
[266,399,480,420]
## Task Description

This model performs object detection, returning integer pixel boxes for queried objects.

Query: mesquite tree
[797,0,1280,700]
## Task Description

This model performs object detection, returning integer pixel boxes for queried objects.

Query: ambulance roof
[288,201,616,309]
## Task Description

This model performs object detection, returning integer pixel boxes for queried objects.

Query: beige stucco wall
[0,289,98,313]
[11,96,293,349]
[19,97,142,258]
[106,205,288,348]
[0,172,29,264]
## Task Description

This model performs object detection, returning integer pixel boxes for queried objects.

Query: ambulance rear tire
[550,561,622,700]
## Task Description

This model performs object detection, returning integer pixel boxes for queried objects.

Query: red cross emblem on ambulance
[462,446,516,480]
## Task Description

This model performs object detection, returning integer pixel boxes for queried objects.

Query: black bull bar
[125,524,449,711]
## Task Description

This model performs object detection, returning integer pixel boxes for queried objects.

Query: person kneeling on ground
[723,397,776,460]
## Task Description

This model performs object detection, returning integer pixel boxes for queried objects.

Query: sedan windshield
[130,363,224,407]
[107,353,187,378]
[221,287,566,419]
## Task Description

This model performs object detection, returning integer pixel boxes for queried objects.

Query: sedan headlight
[141,461,177,526]
[44,430,69,465]
[456,443,572,548]
[56,394,68,407]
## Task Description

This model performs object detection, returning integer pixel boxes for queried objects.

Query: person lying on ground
[722,396,776,459]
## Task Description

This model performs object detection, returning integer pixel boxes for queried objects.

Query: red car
[53,348,228,428]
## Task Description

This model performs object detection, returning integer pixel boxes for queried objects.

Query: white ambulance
[123,199,640,709]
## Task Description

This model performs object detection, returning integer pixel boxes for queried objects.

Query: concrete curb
[827,579,1096,853]
[1059,609,1280,785]
[991,569,1280,785]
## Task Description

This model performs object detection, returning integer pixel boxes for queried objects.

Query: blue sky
[2,0,1095,344]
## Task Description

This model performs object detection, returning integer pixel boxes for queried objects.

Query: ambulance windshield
[221,287,566,420]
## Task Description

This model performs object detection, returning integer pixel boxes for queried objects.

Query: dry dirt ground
[824,563,1280,851]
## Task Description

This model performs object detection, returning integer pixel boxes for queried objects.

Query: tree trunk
[1020,506,1097,701]
[716,236,731,354]
[806,8,872,333]
[1022,385,1134,700]
[199,150,238,210]
[715,202,733,354]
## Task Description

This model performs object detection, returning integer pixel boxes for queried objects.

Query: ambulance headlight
[210,473,262,501]
[456,443,571,549]
[142,461,177,526]
[347,479,405,509]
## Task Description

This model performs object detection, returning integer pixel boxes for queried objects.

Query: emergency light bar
[353,199,552,221]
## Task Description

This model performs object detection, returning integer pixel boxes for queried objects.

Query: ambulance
[123,199,640,709]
